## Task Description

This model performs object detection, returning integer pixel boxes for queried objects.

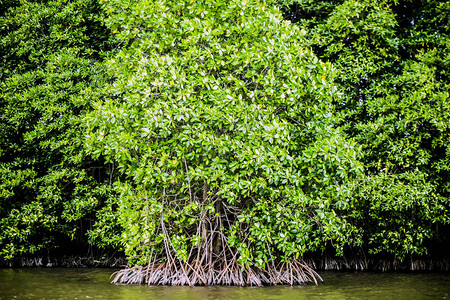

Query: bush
[86,0,363,284]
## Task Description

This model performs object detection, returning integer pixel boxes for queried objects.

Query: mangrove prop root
[110,193,324,286]
[111,189,324,286]
[111,258,322,286]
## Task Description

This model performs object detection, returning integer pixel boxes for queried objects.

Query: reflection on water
[0,268,449,300]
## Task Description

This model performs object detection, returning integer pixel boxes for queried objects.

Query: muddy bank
[0,255,127,268]
[304,256,450,272]
[2,255,449,272]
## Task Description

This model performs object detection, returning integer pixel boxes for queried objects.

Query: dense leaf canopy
[86,0,362,270]
[280,0,450,258]
[0,0,111,259]
[0,0,449,280]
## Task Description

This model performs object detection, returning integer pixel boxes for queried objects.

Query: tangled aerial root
[111,190,323,286]
[111,258,322,286]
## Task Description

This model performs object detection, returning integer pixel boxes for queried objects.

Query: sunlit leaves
[86,0,362,266]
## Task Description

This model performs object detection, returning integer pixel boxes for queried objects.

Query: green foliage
[86,0,363,267]
[348,172,448,260]
[283,0,450,259]
[0,0,112,259]
[1,0,448,268]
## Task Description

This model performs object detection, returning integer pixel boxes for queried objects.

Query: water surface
[0,268,449,299]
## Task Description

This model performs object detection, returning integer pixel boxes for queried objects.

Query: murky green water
[0,268,449,299]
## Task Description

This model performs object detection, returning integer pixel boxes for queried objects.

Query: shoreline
[2,255,449,272]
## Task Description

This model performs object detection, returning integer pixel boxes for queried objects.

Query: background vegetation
[280,0,450,259]
[0,0,113,260]
[1,0,449,277]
